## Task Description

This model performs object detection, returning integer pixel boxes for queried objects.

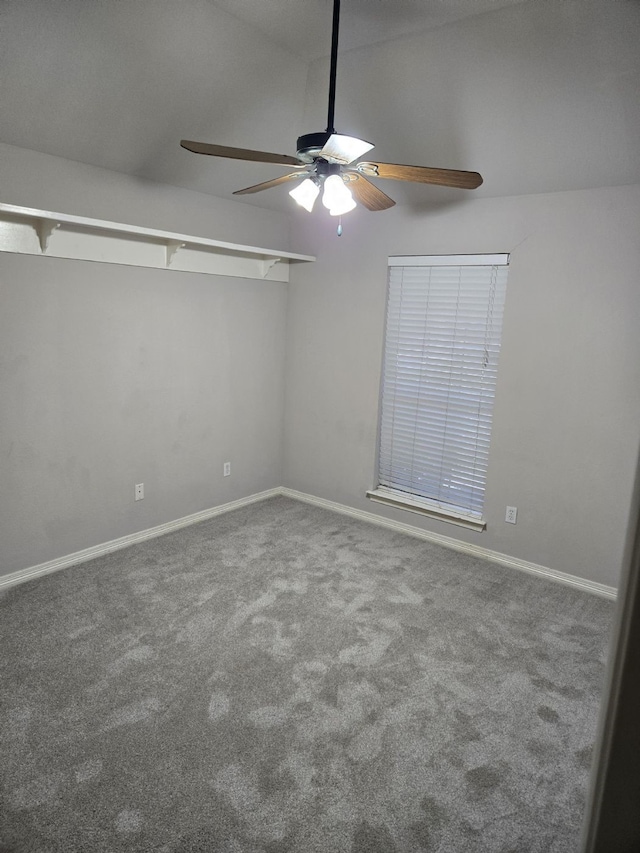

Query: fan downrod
[295,0,342,164]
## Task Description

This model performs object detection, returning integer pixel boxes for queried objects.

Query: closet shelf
[0,202,315,282]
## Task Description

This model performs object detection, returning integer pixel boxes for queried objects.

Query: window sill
[366,489,486,532]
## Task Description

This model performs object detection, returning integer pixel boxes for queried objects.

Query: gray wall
[3,150,640,591]
[0,0,309,205]
[0,142,291,251]
[0,148,290,576]
[284,184,640,589]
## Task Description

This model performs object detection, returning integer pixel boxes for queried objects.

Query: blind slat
[378,259,507,517]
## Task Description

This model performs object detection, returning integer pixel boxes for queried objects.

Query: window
[368,254,509,530]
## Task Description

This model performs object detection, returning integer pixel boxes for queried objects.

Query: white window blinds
[377,255,508,521]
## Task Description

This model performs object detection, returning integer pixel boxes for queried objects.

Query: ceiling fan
[181,0,482,225]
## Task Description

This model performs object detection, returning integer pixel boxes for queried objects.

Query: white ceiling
[212,0,528,59]
[1,0,639,213]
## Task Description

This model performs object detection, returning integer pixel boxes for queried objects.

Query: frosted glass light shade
[322,175,356,216]
[289,178,320,212]
[328,195,356,216]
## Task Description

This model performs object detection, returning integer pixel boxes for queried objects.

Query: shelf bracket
[37,219,60,253]
[166,240,186,268]
[260,257,281,279]
[0,202,315,280]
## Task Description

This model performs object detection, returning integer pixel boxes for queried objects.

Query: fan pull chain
[337,217,343,237]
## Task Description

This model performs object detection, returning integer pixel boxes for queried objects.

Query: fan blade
[318,134,374,165]
[343,172,395,211]
[233,172,310,196]
[181,139,302,167]
[356,161,483,189]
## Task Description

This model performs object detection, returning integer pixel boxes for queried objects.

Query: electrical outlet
[505,505,517,524]
[135,483,144,501]
[223,462,231,477]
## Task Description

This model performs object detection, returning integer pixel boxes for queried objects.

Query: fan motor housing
[296,131,332,163]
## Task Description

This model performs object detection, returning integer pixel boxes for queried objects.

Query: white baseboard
[2,486,617,601]
[0,488,280,591]
[280,488,618,601]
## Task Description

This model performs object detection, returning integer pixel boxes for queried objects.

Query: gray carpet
[0,496,614,853]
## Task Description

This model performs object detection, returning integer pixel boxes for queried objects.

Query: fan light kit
[181,0,483,235]
[289,178,320,213]
[322,174,356,216]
